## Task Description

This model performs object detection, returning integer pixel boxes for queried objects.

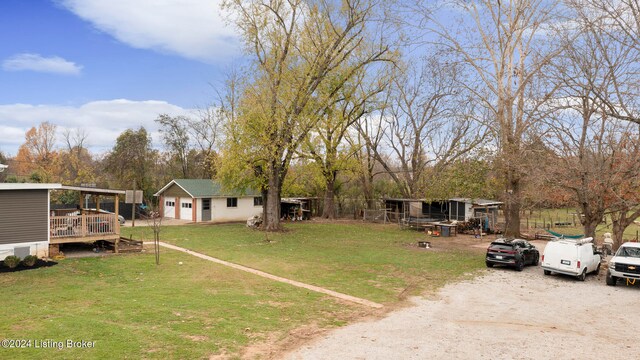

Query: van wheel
[595,263,601,274]
[578,268,587,281]
[606,271,617,286]
[543,269,551,276]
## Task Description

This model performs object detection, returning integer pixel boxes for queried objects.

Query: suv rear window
[489,243,514,251]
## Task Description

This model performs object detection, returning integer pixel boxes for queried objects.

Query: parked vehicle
[486,239,539,271]
[72,208,125,225]
[606,242,640,286]
[541,237,601,281]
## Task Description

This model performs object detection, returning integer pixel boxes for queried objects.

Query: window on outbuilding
[227,197,238,208]
[254,197,263,206]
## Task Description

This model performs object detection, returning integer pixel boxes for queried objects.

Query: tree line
[2,0,639,247]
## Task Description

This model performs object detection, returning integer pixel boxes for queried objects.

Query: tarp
[545,229,584,239]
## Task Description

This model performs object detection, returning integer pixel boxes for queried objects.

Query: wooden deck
[50,214,121,245]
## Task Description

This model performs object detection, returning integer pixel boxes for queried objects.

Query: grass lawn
[0,251,353,359]
[1,222,484,359]
[125,222,484,304]
[520,208,640,242]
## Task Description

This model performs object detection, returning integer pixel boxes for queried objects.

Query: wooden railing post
[82,213,87,236]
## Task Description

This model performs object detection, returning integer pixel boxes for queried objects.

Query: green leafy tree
[220,0,393,230]
[301,68,385,219]
[104,127,155,197]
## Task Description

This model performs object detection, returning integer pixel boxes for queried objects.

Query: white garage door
[163,197,175,218]
[180,199,193,221]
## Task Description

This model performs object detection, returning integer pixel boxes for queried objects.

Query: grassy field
[519,208,640,241]
[124,222,484,304]
[0,251,354,359]
[1,222,484,359]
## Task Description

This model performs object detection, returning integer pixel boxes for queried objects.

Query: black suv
[486,239,539,271]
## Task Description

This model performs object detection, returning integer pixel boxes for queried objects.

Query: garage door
[180,199,193,221]
[163,197,176,218]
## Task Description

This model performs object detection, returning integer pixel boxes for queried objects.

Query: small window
[254,197,263,206]
[181,202,192,209]
[227,197,238,208]
[203,199,211,210]
[166,201,175,207]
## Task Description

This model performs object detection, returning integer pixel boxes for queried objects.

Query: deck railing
[50,214,117,239]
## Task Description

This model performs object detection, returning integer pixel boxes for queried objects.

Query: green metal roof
[157,179,260,198]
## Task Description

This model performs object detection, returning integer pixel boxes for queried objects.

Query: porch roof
[59,185,125,196]
[0,183,62,191]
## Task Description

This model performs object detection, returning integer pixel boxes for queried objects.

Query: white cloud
[0,99,196,155]
[2,53,83,75]
[59,0,239,63]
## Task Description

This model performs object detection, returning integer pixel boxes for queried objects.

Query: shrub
[3,255,21,269]
[22,255,38,267]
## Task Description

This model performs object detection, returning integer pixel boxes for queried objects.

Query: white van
[541,237,601,281]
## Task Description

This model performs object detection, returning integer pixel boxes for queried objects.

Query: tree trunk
[323,171,336,219]
[610,210,640,250]
[263,171,282,231]
[582,218,599,240]
[503,170,521,238]
[611,220,626,251]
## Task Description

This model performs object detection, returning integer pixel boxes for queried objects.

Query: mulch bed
[0,259,58,273]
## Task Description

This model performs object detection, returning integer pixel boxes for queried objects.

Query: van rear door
[544,241,578,273]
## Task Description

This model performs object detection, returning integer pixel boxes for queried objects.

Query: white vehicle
[606,242,640,286]
[541,237,601,281]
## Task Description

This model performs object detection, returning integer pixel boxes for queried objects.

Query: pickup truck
[541,237,601,281]
[606,242,640,286]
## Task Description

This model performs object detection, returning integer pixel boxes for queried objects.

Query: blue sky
[0,0,240,155]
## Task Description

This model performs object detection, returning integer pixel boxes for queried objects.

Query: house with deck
[0,183,129,261]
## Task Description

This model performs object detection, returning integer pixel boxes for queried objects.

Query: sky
[0,0,241,155]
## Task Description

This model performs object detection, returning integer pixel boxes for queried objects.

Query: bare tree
[188,107,227,178]
[362,56,485,199]
[156,114,191,178]
[577,0,640,125]
[59,128,95,185]
[545,0,640,242]
[349,107,386,209]
[423,0,564,237]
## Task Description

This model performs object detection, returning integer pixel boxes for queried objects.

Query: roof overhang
[383,198,429,202]
[0,183,62,191]
[281,198,303,204]
[58,185,125,196]
[449,198,503,207]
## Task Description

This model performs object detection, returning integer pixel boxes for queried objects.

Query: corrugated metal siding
[0,190,48,245]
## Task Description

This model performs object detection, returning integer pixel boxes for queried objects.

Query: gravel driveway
[286,262,640,359]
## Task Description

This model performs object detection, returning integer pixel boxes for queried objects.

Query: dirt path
[286,264,640,359]
[146,241,383,309]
